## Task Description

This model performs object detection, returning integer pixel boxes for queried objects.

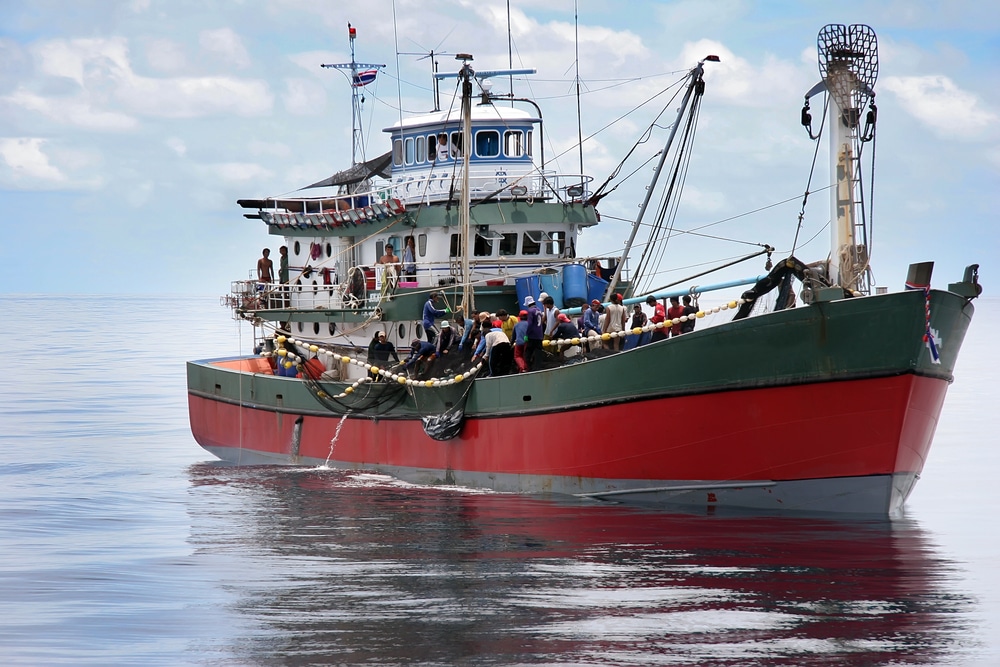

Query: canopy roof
[301,151,392,190]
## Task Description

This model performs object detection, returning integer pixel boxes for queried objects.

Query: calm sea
[1,294,997,666]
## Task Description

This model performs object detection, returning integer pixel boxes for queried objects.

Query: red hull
[189,373,947,484]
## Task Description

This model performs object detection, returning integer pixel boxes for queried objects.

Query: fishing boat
[188,24,981,515]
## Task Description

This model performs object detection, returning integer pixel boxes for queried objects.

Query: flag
[352,69,378,87]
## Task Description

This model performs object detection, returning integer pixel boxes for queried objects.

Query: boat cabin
[386,104,538,206]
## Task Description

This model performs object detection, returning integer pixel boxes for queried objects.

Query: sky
[1,0,997,296]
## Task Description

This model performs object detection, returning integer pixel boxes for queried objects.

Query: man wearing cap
[583,299,602,338]
[551,313,580,341]
[371,332,399,364]
[602,293,628,351]
[523,295,544,371]
[512,310,529,372]
[422,292,450,344]
[405,338,437,379]
[647,295,668,342]
[370,332,399,381]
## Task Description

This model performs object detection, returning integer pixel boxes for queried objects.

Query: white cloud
[0,137,66,185]
[14,37,273,125]
[986,146,1000,170]
[678,40,805,107]
[4,88,139,131]
[283,77,327,115]
[210,162,274,185]
[882,75,997,139]
[145,38,187,73]
[199,28,251,68]
[118,75,273,118]
[248,140,292,158]
[680,185,727,214]
[32,37,131,87]
[165,137,187,156]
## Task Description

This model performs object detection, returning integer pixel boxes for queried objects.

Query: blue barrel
[561,263,587,307]
[538,270,563,308]
[587,273,609,303]
[515,275,540,309]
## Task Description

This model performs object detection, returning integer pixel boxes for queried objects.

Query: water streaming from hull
[320,412,350,468]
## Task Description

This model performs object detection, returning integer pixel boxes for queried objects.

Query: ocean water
[1,294,997,666]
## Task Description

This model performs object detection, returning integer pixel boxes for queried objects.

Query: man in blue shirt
[582,299,602,337]
[523,296,544,371]
[422,292,449,344]
[405,339,437,379]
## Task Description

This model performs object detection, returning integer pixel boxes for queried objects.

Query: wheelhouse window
[418,233,427,256]
[546,231,565,255]
[416,136,426,163]
[474,236,493,257]
[522,231,541,256]
[504,130,523,157]
[404,137,415,165]
[499,233,518,256]
[392,139,403,166]
[450,132,462,158]
[526,130,533,157]
[450,233,460,257]
[474,227,504,257]
[475,130,500,157]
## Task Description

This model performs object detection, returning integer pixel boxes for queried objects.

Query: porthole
[297,322,304,333]
[294,241,301,255]
[415,323,423,340]
[326,243,332,257]
[313,322,320,335]
[329,322,337,335]
[397,323,406,339]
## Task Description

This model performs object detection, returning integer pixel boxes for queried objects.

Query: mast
[604,56,718,299]
[321,23,386,165]
[458,55,475,314]
[435,59,537,315]
[816,24,878,293]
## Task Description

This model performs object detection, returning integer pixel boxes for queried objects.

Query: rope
[791,94,830,255]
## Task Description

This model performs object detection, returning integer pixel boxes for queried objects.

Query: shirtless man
[257,248,274,283]
[378,244,401,288]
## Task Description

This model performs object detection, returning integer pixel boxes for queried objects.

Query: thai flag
[353,70,378,87]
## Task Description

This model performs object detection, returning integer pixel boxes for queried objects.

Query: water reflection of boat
[187,464,974,665]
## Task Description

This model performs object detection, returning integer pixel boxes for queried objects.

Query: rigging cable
[791,93,830,254]
[630,82,704,292]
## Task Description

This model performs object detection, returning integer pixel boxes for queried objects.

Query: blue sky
[1,0,997,295]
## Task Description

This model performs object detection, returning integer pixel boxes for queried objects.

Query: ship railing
[391,167,593,206]
[224,253,630,318]
[254,182,401,216]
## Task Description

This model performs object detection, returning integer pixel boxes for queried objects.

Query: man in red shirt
[647,295,668,342]
[666,296,685,337]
